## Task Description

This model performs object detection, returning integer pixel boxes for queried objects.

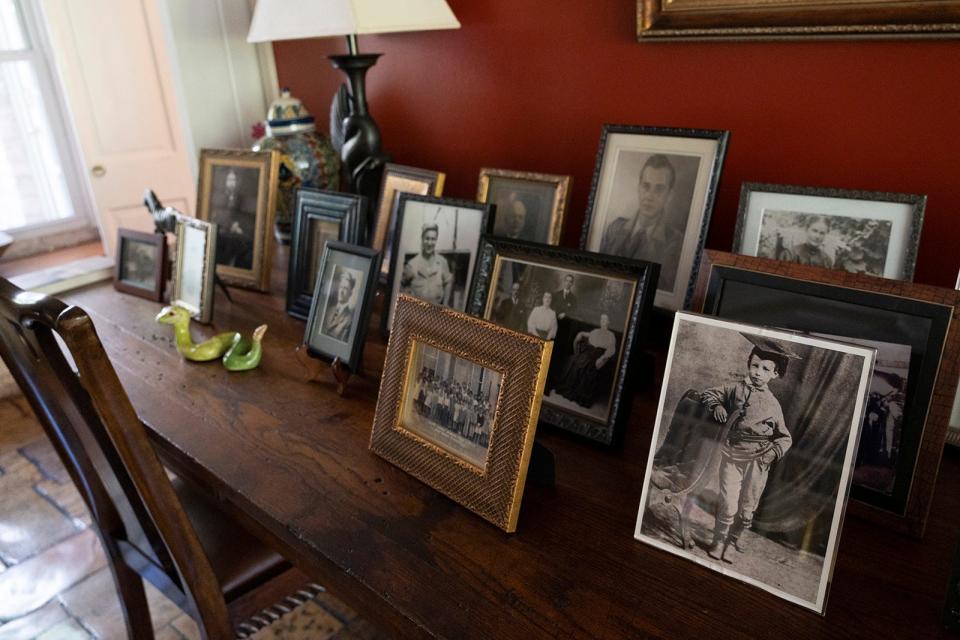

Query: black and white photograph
[385,195,493,333]
[304,242,380,371]
[400,341,502,470]
[208,164,260,270]
[580,125,728,310]
[733,183,926,281]
[114,228,166,301]
[490,259,632,423]
[812,333,909,495]
[635,313,874,614]
[757,210,892,276]
[307,218,342,287]
[478,169,570,245]
[197,149,279,292]
[469,238,658,445]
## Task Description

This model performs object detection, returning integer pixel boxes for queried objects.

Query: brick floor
[0,396,383,639]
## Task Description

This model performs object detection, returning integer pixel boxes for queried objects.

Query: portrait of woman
[776,214,833,268]
[526,291,558,340]
[552,314,618,408]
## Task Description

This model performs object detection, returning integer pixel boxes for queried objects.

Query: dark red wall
[274,0,960,287]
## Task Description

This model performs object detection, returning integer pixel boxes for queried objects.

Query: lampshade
[247,0,460,42]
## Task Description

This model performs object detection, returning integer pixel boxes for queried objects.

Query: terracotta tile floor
[0,396,383,640]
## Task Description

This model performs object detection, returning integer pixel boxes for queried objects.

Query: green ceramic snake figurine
[155,306,266,371]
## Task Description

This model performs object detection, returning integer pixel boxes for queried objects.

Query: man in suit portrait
[495,281,527,332]
[321,268,357,343]
[598,154,684,291]
[552,273,578,363]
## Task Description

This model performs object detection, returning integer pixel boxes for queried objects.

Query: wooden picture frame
[635,312,875,614]
[287,189,366,321]
[304,241,381,372]
[579,124,728,311]
[113,228,166,301]
[373,163,446,281]
[196,148,279,292]
[691,250,960,537]
[477,168,570,245]
[468,237,659,445]
[733,182,926,281]
[172,217,217,324]
[370,294,552,532]
[383,194,494,335]
[637,1,960,40]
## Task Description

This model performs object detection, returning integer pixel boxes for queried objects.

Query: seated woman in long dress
[553,313,617,408]
[526,291,558,340]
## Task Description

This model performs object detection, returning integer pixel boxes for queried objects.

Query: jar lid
[266,88,315,135]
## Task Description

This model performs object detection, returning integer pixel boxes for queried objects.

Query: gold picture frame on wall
[477,168,570,245]
[196,149,279,292]
[370,295,552,533]
[637,0,960,39]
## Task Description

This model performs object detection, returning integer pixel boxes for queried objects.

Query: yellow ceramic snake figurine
[155,306,266,371]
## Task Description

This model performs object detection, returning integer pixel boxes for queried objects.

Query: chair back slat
[0,277,233,639]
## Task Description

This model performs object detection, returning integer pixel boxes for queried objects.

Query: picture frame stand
[294,344,360,396]
[528,441,556,488]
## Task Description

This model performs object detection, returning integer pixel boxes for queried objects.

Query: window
[0,0,89,238]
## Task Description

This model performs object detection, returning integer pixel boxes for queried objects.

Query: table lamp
[248,0,460,220]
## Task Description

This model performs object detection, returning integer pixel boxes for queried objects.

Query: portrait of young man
[209,165,261,270]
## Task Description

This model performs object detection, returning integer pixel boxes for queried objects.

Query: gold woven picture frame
[370,295,552,532]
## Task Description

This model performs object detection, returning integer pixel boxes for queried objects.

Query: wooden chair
[0,277,318,639]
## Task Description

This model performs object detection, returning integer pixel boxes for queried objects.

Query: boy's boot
[707,523,729,560]
[729,518,748,553]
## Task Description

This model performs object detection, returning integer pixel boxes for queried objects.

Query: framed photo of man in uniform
[477,168,570,245]
[732,183,926,281]
[196,148,279,292]
[580,125,729,311]
[383,195,494,334]
[468,237,659,445]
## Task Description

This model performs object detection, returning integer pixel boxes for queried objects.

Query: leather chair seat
[173,477,289,601]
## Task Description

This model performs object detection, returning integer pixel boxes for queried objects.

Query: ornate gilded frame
[476,168,571,246]
[196,148,279,292]
[638,1,960,40]
[172,217,217,324]
[692,250,960,537]
[370,295,552,532]
[373,164,446,281]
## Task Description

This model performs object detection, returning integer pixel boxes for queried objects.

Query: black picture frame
[303,241,381,373]
[579,124,729,311]
[383,194,495,336]
[732,182,926,281]
[113,228,166,301]
[287,188,366,321]
[693,251,960,537]
[468,237,659,445]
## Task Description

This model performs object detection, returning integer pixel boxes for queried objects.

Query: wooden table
[66,250,960,639]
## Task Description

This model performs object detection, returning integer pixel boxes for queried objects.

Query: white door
[40,0,196,256]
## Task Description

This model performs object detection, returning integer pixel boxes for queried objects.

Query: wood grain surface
[65,247,960,639]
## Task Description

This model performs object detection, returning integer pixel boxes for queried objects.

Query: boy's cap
[739,333,802,360]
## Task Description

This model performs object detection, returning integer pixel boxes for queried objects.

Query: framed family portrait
[635,312,875,614]
[113,229,166,301]
[196,148,279,292]
[304,242,380,372]
[373,163,445,280]
[383,195,494,334]
[733,183,926,281]
[370,295,552,532]
[692,250,960,536]
[286,189,366,320]
[477,168,570,245]
[172,217,217,324]
[580,124,729,311]
[637,0,960,39]
[468,238,659,445]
